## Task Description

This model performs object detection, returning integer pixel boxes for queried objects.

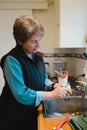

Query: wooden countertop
[38,104,72,130]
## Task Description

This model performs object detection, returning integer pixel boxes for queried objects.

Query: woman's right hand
[42,83,71,101]
[52,83,70,98]
[52,83,69,98]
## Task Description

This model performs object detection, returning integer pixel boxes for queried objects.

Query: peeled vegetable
[61,84,72,94]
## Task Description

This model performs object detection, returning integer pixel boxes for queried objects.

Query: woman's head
[13,15,45,44]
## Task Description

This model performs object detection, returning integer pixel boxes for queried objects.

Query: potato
[61,84,72,94]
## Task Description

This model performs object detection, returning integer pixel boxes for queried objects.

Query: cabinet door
[59,0,86,47]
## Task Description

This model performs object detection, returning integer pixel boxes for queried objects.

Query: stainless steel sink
[43,95,87,118]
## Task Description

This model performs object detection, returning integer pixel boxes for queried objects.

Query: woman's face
[21,34,42,53]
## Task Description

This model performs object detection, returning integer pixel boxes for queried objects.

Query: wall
[0,10,32,94]
[0,0,56,94]
[32,4,56,53]
[43,48,86,79]
[0,0,54,94]
[0,0,87,51]
[32,0,87,48]
[0,0,87,94]
[32,0,60,52]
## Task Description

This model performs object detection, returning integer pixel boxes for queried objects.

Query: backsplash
[44,48,86,59]
[43,48,87,79]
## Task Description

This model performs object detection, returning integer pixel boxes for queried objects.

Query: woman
[0,15,69,130]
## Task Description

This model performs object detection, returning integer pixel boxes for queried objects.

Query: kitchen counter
[38,104,72,130]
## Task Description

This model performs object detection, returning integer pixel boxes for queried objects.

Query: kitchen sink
[42,95,87,118]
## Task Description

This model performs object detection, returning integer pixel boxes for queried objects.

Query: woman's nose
[36,42,40,48]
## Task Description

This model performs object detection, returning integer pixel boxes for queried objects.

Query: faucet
[73,73,87,97]
[75,81,87,97]
[73,74,87,117]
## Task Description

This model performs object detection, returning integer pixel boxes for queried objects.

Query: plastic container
[58,71,68,84]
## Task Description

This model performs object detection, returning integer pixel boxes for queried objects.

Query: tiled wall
[43,48,87,78]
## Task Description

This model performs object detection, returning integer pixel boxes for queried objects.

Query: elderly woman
[0,15,69,130]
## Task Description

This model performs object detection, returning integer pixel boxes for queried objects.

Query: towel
[68,118,84,130]
[68,115,87,130]
[83,112,87,123]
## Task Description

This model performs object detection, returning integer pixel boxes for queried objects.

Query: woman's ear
[18,40,22,45]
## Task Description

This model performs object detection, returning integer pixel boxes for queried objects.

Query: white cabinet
[54,0,87,48]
